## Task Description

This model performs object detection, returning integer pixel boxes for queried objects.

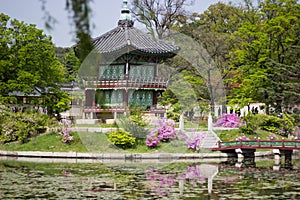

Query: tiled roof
[92,26,180,56]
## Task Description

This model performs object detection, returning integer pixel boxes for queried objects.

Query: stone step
[200,130,221,149]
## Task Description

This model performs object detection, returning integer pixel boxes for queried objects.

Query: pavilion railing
[83,105,165,113]
[82,77,168,89]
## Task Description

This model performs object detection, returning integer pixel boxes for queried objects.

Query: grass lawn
[0,131,198,153]
[0,127,287,153]
[0,132,88,152]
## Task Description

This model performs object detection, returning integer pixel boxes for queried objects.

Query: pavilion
[81,0,179,122]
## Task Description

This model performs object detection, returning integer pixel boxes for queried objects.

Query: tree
[228,0,300,113]
[178,3,245,113]
[0,13,70,115]
[131,0,193,39]
[63,49,81,82]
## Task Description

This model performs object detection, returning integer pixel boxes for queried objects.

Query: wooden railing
[83,105,166,113]
[83,77,168,89]
[213,140,300,151]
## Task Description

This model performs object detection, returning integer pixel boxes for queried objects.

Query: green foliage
[63,49,81,82]
[278,114,295,136]
[239,114,262,135]
[228,0,300,113]
[166,103,181,122]
[239,125,255,135]
[128,106,147,127]
[239,113,295,136]
[0,108,50,143]
[117,116,149,140]
[129,115,146,127]
[42,88,71,117]
[260,115,283,133]
[116,106,149,140]
[107,129,136,149]
[0,14,70,115]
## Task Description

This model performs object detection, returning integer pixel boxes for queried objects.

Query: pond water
[0,157,299,199]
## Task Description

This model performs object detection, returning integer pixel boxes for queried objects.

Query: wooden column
[153,91,157,105]
[124,89,128,109]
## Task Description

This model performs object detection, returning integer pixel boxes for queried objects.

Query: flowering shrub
[145,130,160,147]
[59,118,73,144]
[157,124,176,142]
[145,118,176,147]
[180,131,206,151]
[214,114,241,128]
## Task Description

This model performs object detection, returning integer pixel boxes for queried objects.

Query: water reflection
[0,157,299,199]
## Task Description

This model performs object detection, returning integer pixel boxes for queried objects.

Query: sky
[0,0,243,47]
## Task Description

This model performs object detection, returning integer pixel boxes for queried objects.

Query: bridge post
[272,149,293,170]
[273,149,281,171]
[282,150,293,169]
[235,148,256,168]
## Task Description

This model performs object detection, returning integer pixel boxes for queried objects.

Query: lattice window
[95,90,124,107]
[128,90,153,106]
[99,65,124,80]
[129,65,154,80]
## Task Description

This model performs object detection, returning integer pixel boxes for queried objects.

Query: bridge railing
[217,140,300,150]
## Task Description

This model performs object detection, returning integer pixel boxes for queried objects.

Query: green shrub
[239,114,261,134]
[166,103,181,122]
[129,115,146,127]
[259,115,283,133]
[239,124,256,135]
[0,109,51,143]
[117,117,149,139]
[107,129,136,149]
[277,114,295,136]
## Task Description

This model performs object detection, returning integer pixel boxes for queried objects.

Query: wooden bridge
[211,140,300,168]
[211,140,300,152]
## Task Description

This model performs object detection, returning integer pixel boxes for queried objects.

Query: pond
[0,156,299,199]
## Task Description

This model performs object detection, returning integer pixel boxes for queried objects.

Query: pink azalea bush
[145,130,160,147]
[59,118,73,144]
[145,118,176,147]
[157,124,176,142]
[214,113,241,128]
[180,131,206,151]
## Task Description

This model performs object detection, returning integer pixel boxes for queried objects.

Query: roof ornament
[118,0,134,27]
